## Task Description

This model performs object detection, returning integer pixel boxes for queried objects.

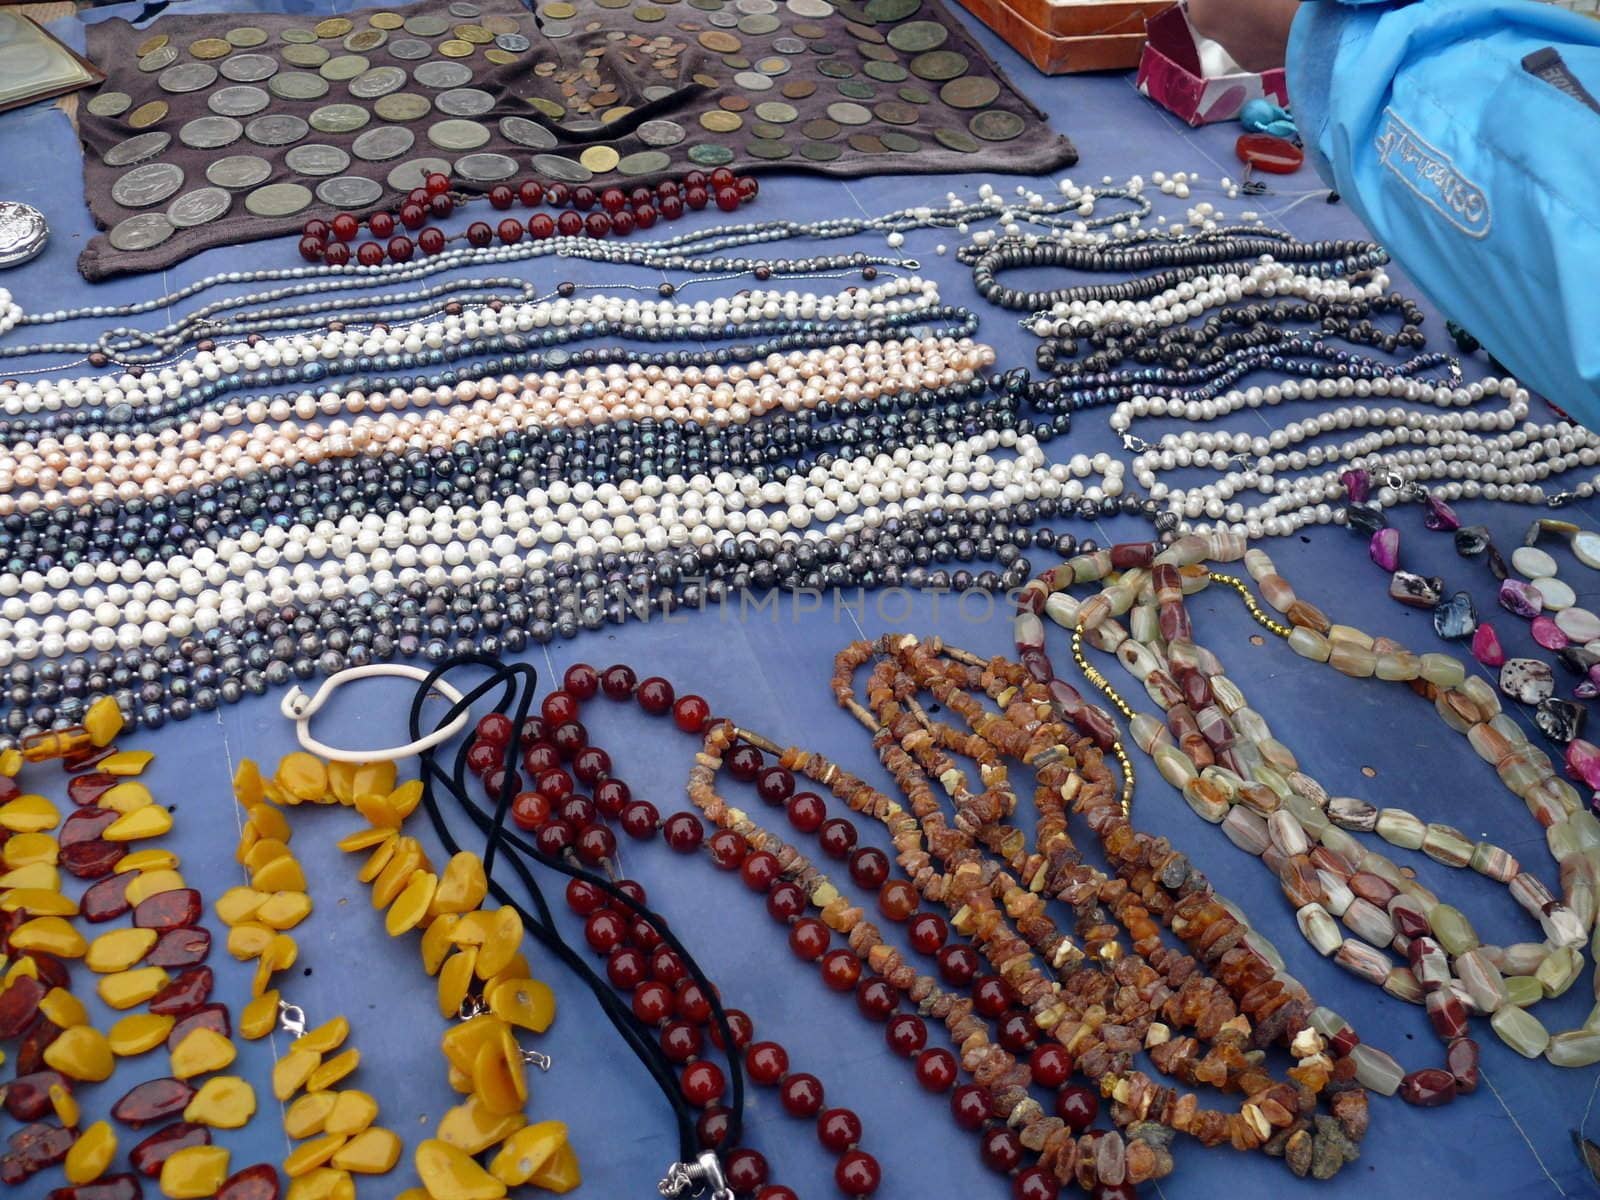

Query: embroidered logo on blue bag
[1374,110,1491,238]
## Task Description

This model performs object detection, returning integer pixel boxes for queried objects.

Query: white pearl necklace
[1114,374,1600,537]
[1026,264,1390,336]
[0,276,941,418]
[0,432,1119,662]
[0,290,19,339]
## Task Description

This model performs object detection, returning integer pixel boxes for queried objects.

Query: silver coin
[167,186,231,227]
[206,154,273,189]
[453,151,517,181]
[138,45,178,72]
[245,113,310,146]
[284,143,352,176]
[209,85,271,116]
[309,103,371,134]
[0,201,48,268]
[244,182,313,217]
[738,12,782,32]
[827,101,872,126]
[498,116,556,148]
[351,125,416,161]
[111,161,185,209]
[349,65,408,98]
[158,62,218,93]
[86,91,132,117]
[737,0,777,11]
[414,60,473,88]
[179,115,244,149]
[448,1,481,15]
[102,130,171,167]
[427,118,489,150]
[435,87,494,116]
[733,71,774,91]
[269,71,330,101]
[108,212,176,252]
[771,36,806,53]
[403,14,451,35]
[388,37,434,60]
[493,32,530,51]
[219,53,278,81]
[787,0,833,13]
[387,156,451,190]
[636,118,686,147]
[641,85,674,102]
[315,175,384,208]
[542,20,574,38]
[344,28,388,52]
[709,11,740,26]
[532,153,591,183]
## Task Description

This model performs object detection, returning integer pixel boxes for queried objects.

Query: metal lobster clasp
[658,1152,734,1200]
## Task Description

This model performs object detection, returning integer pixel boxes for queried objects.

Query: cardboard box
[952,0,1160,74]
[1135,3,1287,125]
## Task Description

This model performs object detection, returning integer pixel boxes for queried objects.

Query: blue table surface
[3,2,1599,1197]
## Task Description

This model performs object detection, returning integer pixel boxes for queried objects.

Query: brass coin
[817,61,854,78]
[527,96,565,119]
[314,17,354,38]
[754,100,797,123]
[136,33,169,57]
[843,19,884,43]
[320,54,371,81]
[700,110,742,132]
[886,19,946,52]
[836,80,876,100]
[483,15,521,33]
[782,79,816,99]
[791,21,827,37]
[909,49,967,80]
[87,91,133,118]
[847,132,885,153]
[188,37,233,59]
[226,26,267,48]
[403,14,452,35]
[635,6,666,20]
[601,105,634,123]
[863,60,907,82]
[898,84,932,103]
[697,30,741,53]
[934,126,979,153]
[880,130,919,152]
[543,2,577,16]
[750,120,784,139]
[799,140,841,161]
[439,40,476,57]
[484,48,518,64]
[969,109,1024,141]
[826,100,871,125]
[577,144,619,172]
[617,148,670,174]
[864,0,919,19]
[282,43,331,67]
[687,142,734,165]
[454,23,493,42]
[939,75,998,109]
[800,117,838,139]
[280,27,318,43]
[345,28,389,52]
[127,100,170,129]
[859,42,897,61]
[375,92,433,121]
[692,72,720,88]
[369,12,407,29]
[747,140,791,159]
[873,100,917,124]
[719,94,749,112]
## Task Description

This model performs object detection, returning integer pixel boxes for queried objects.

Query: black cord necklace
[403,652,745,1191]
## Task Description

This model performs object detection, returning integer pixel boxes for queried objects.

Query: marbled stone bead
[1280,855,1326,908]
[1342,899,1394,946]
[1425,989,1469,1041]
[1317,871,1355,918]
[1349,871,1398,907]
[1459,675,1502,719]
[1398,1067,1457,1107]
[1469,842,1519,882]
[1503,975,1543,1008]
[1388,894,1432,940]
[1375,651,1422,681]
[1535,945,1582,997]
[1327,797,1378,832]
[1221,806,1270,855]
[1490,1005,1551,1058]
[1267,811,1308,857]
[1447,1037,1480,1093]
[1297,904,1341,956]
[1374,809,1425,850]
[1287,627,1330,663]
[1454,949,1507,1013]
[1419,653,1466,688]
[1348,1044,1403,1095]
[1421,823,1474,868]
[1334,939,1390,986]
[1382,968,1424,1004]
[1285,792,1331,839]
[1407,936,1451,991]
[1426,904,1480,955]
[1545,1030,1600,1067]
[1486,942,1550,976]
[1329,643,1377,678]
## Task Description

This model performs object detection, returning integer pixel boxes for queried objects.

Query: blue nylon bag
[1290,0,1600,424]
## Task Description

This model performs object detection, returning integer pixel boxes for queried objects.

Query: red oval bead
[780,1072,823,1116]
[788,918,829,961]
[367,211,395,238]
[1055,1083,1098,1131]
[146,927,211,968]
[724,1149,768,1193]
[660,1021,702,1063]
[681,1060,725,1106]
[425,172,451,195]
[134,888,201,931]
[129,1122,210,1176]
[817,1107,862,1152]
[1029,1044,1072,1087]
[3,1070,67,1120]
[67,772,118,807]
[1013,1166,1060,1200]
[914,1047,957,1092]
[357,242,385,266]
[148,966,213,1016]
[834,1149,880,1196]
[820,949,860,991]
[885,1013,926,1056]
[215,1162,281,1200]
[166,1004,231,1051]
[950,1083,991,1129]
[330,214,359,241]
[636,676,675,714]
[672,694,710,732]
[745,1040,788,1085]
[662,812,703,852]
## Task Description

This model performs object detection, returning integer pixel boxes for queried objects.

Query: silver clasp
[658,1152,735,1200]
[1548,491,1576,509]
[278,1000,307,1038]
[523,1049,553,1071]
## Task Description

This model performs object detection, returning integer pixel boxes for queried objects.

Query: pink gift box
[1136,3,1288,126]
